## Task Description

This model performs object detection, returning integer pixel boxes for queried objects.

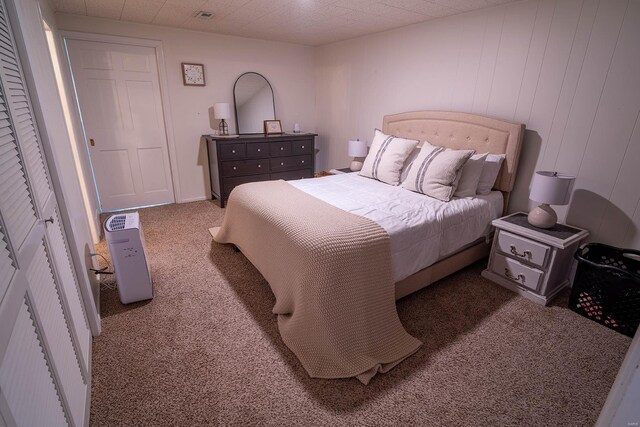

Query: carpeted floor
[92,200,631,426]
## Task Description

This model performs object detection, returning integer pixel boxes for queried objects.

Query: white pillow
[476,153,506,195]
[359,129,419,185]
[400,146,421,183]
[454,153,488,198]
[402,142,474,201]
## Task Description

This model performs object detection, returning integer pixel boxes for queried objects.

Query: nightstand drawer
[492,253,543,291]
[497,230,550,267]
[219,143,245,160]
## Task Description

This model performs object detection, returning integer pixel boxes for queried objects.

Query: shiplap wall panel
[587,1,640,245]
[472,7,505,114]
[316,0,640,247]
[487,0,538,120]
[0,299,67,427]
[540,0,599,171]
[513,0,555,122]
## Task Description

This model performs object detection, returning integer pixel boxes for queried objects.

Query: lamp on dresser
[348,139,368,172]
[214,102,231,136]
[528,171,575,229]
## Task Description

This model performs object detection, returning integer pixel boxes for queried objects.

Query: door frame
[60,31,182,208]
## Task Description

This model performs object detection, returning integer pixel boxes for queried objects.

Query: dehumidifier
[104,212,153,304]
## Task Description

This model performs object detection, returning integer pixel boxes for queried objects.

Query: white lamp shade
[213,102,231,120]
[529,171,575,205]
[348,139,368,157]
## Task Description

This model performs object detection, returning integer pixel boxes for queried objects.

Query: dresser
[204,134,317,207]
[481,212,589,305]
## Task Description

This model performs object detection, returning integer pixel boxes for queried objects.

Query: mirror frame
[233,72,276,135]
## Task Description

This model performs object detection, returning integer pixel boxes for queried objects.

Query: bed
[212,110,524,383]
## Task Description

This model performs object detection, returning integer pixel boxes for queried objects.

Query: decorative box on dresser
[204,133,317,207]
[482,212,589,305]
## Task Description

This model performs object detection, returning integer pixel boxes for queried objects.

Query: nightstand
[481,212,589,305]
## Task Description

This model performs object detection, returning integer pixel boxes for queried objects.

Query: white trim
[180,195,208,203]
[59,30,182,204]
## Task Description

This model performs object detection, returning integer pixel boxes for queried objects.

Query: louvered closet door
[0,0,91,426]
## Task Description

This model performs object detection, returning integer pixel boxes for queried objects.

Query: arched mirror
[233,72,276,134]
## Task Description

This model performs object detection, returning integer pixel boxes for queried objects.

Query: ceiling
[51,0,517,46]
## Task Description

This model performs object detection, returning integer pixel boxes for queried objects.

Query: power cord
[89,253,116,290]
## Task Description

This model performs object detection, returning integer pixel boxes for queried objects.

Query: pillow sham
[454,153,488,198]
[402,143,474,201]
[399,145,421,183]
[476,153,506,195]
[359,129,419,185]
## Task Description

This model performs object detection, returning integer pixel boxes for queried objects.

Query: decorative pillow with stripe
[359,129,419,185]
[402,143,475,201]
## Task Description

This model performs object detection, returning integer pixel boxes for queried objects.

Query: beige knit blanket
[212,180,421,384]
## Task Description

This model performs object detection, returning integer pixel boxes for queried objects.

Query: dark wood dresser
[204,133,317,207]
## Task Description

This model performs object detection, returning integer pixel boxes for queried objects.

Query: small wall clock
[181,62,205,86]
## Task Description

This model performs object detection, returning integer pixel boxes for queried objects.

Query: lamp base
[350,159,363,172]
[527,204,557,229]
[219,119,229,136]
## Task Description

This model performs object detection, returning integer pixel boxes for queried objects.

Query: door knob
[89,138,95,147]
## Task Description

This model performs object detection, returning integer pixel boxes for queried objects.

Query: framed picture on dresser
[264,120,282,135]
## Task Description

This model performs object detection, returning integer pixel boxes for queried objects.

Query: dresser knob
[301,146,305,149]
[301,160,305,164]
[280,162,284,166]
[233,166,237,171]
[280,147,284,151]
[232,150,236,154]
[257,148,261,152]
[258,164,261,168]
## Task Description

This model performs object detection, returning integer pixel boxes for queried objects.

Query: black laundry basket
[569,243,640,337]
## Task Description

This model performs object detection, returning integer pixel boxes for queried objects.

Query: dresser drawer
[219,143,245,160]
[291,139,313,155]
[246,143,269,158]
[270,155,311,172]
[270,141,291,156]
[491,253,543,291]
[496,230,550,267]
[223,174,271,197]
[271,169,313,181]
[221,159,268,177]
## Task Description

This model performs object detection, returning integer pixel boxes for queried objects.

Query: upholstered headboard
[383,111,525,195]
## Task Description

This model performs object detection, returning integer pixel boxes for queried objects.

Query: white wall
[55,13,317,203]
[315,0,640,248]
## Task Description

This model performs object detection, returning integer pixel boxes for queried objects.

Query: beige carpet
[92,200,631,426]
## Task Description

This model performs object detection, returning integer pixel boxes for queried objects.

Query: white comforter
[289,172,502,282]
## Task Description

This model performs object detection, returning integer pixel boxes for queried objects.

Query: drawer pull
[301,160,305,164]
[280,162,284,166]
[233,166,237,171]
[258,164,261,168]
[504,268,525,284]
[510,245,532,259]
[257,148,261,152]
[301,145,305,149]
[232,149,236,154]
[280,147,284,151]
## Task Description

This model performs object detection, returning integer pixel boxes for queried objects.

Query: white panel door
[66,40,174,211]
[0,0,91,425]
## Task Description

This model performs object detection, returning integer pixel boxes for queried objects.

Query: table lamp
[213,102,231,136]
[348,139,368,171]
[528,171,575,228]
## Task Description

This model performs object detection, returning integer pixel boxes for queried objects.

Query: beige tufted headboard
[383,111,525,198]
